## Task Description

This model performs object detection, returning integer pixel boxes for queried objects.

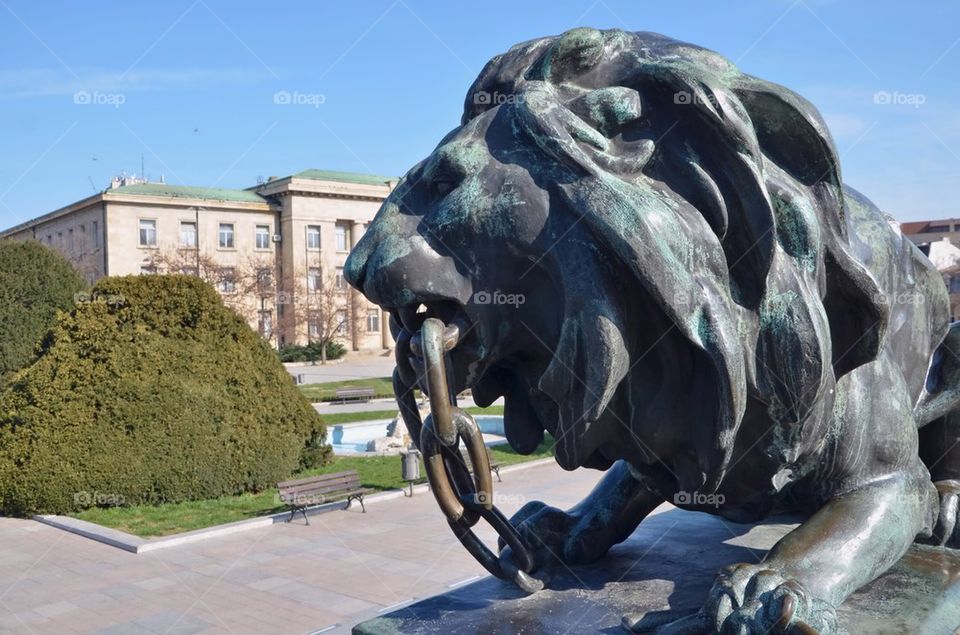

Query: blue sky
[1,0,957,230]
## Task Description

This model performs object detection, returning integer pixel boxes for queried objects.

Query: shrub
[278,340,346,363]
[0,275,332,515]
[0,240,85,376]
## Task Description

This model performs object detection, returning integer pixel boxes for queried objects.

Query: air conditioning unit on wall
[272,234,282,243]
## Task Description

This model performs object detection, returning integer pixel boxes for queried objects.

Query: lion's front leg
[647,472,935,634]
[499,460,663,581]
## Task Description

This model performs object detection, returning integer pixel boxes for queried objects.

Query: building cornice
[254,176,392,202]
[0,193,105,237]
[103,192,274,212]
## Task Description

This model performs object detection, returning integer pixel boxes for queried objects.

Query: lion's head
[345,28,887,493]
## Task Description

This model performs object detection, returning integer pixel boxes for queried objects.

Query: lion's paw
[702,564,837,634]
[499,502,576,563]
[927,480,960,548]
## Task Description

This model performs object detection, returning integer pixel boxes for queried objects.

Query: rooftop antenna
[88,176,98,193]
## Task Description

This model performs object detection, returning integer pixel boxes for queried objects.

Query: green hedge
[0,275,331,515]
[0,240,85,377]
[278,340,346,363]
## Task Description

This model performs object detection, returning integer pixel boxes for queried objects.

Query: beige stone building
[0,170,397,352]
[900,218,960,320]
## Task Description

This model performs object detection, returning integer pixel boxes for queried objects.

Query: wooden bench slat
[279,475,361,491]
[278,470,361,489]
[281,482,362,498]
[278,469,370,523]
[334,387,375,403]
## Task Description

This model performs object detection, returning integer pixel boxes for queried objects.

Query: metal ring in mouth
[415,316,542,589]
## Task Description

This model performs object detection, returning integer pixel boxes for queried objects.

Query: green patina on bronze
[345,28,960,634]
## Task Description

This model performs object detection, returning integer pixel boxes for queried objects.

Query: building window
[258,310,273,338]
[46,235,52,244]
[307,267,321,292]
[67,228,74,250]
[139,219,157,247]
[307,310,320,339]
[336,310,348,335]
[80,224,86,234]
[335,266,345,290]
[218,267,236,293]
[255,225,270,249]
[366,309,380,333]
[218,222,234,249]
[306,225,321,250]
[92,221,100,247]
[334,222,350,251]
[140,264,157,275]
[180,221,197,248]
[181,266,198,277]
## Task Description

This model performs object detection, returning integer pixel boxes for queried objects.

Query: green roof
[105,183,269,204]
[291,169,396,186]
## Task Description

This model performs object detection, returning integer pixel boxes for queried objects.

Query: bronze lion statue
[345,28,960,634]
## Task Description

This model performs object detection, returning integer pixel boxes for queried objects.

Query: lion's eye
[433,179,456,197]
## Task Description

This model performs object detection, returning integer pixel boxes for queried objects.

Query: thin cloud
[0,67,275,99]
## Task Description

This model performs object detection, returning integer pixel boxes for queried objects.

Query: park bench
[277,470,371,524]
[334,387,376,403]
[460,446,502,483]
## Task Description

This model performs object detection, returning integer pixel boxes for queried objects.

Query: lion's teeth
[397,306,424,333]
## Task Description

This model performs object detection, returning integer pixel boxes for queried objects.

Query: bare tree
[150,249,350,356]
[279,268,350,364]
[151,249,275,339]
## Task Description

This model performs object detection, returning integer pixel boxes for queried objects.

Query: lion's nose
[346,231,472,310]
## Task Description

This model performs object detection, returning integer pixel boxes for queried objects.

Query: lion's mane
[461,29,888,487]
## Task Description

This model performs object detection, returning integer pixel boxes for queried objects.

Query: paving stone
[0,462,600,633]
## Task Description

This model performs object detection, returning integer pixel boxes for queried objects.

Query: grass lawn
[298,377,400,402]
[320,405,504,426]
[72,433,554,538]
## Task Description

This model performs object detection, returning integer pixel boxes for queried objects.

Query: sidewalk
[313,395,505,417]
[0,460,600,634]
[285,356,396,385]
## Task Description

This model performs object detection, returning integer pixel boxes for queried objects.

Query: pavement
[0,460,602,635]
[313,395,505,418]
[285,355,396,385]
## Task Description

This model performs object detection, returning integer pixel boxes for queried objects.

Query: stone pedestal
[353,508,960,634]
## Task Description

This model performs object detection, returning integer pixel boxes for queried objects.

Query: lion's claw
[928,480,960,548]
[629,564,837,634]
[704,564,836,634]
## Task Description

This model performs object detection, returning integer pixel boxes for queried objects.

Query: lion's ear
[733,75,847,239]
[819,191,889,377]
[734,76,888,376]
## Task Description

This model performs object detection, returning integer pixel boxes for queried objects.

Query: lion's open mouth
[390,300,484,396]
